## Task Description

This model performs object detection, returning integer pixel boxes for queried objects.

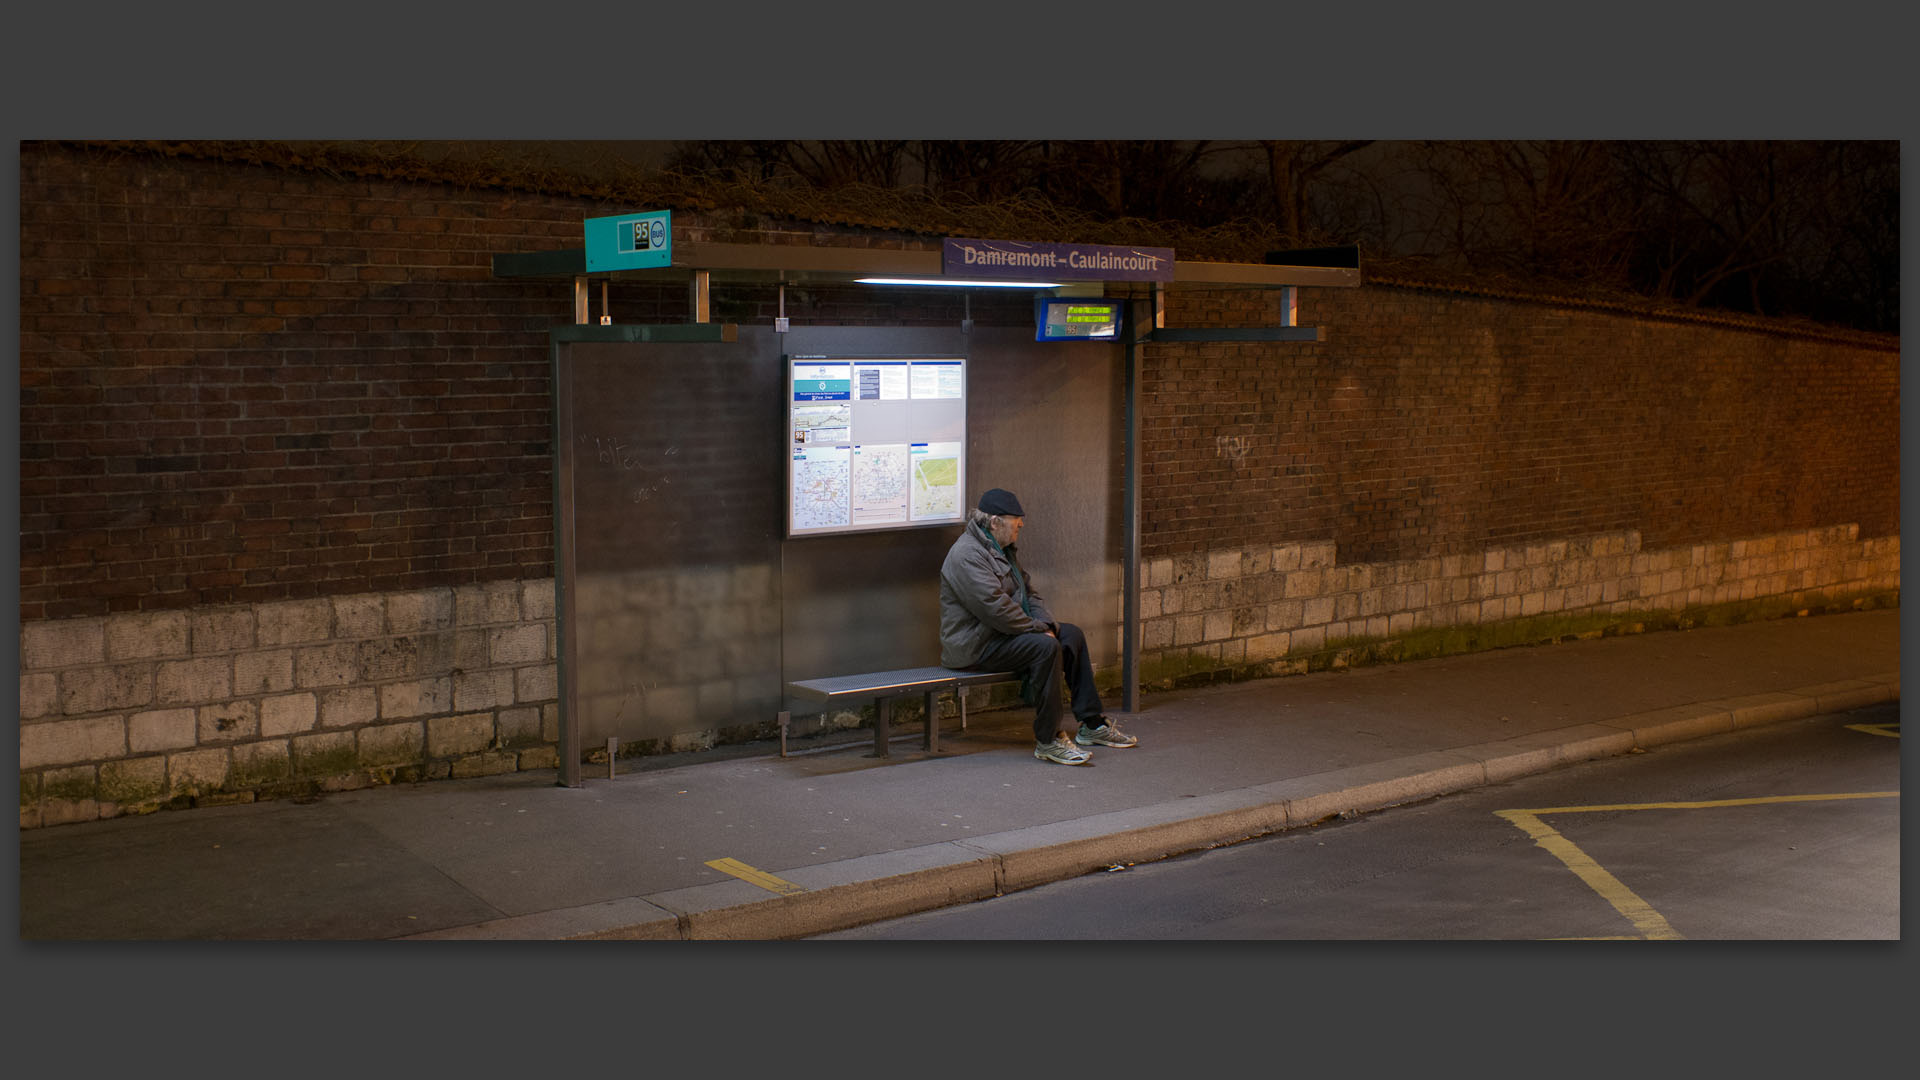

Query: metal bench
[781,666,1019,758]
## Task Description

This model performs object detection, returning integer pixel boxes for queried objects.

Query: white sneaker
[1034,737,1092,765]
[1075,718,1138,748]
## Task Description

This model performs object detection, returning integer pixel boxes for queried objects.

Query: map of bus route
[852,444,910,523]
[911,453,960,520]
[792,449,851,530]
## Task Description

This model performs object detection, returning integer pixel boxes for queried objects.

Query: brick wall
[17,143,1035,622]
[19,144,590,620]
[1142,287,1900,563]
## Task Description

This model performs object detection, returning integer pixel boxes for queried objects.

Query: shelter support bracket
[690,270,710,323]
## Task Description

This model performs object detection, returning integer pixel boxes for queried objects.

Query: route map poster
[787,355,966,538]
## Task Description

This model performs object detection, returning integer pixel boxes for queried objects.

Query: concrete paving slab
[19,800,504,940]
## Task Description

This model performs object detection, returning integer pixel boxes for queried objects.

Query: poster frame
[784,352,969,540]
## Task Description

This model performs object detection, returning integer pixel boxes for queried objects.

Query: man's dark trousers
[969,621,1105,743]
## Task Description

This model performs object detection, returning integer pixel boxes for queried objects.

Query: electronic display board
[787,355,966,538]
[1035,297,1122,341]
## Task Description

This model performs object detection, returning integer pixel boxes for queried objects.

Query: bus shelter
[493,230,1360,785]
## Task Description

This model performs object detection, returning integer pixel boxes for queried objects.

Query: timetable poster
[787,356,966,538]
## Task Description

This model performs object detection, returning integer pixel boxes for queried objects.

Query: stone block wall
[1131,525,1900,687]
[20,581,559,828]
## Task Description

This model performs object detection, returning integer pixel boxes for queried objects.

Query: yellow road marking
[1497,810,1684,940]
[1510,791,1899,816]
[1845,723,1900,738]
[1496,791,1900,942]
[705,857,807,896]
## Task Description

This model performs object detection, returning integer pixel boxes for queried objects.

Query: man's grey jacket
[939,518,1055,669]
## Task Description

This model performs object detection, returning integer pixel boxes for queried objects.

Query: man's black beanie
[978,488,1025,517]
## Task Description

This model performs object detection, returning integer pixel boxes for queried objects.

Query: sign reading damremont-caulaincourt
[942,237,1175,282]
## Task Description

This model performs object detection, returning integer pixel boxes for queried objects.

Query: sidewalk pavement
[16,608,1900,941]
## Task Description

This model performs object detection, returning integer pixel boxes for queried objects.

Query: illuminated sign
[1036,297,1122,341]
[787,356,967,538]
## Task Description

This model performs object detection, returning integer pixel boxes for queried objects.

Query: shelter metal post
[552,333,582,786]
[1122,298,1146,713]
[573,276,589,325]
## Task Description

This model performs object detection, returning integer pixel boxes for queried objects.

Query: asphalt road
[817,702,1901,940]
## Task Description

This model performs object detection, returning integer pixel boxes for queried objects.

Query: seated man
[938,487,1138,765]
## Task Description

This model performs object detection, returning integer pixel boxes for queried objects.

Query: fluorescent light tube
[855,277,1062,288]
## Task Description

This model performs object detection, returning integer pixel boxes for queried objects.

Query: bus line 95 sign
[585,210,671,272]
